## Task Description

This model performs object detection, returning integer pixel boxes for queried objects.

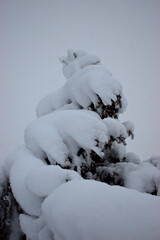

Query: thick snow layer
[25,110,108,166]
[36,87,66,118]
[103,117,127,139]
[42,180,160,240]
[9,146,45,216]
[147,156,160,168]
[4,145,28,177]
[125,162,160,194]
[64,65,123,109]
[37,50,127,118]
[59,49,101,79]
[111,141,126,160]
[38,225,53,240]
[25,165,82,197]
[125,152,141,164]
[123,120,135,133]
[19,214,45,240]
[123,121,135,138]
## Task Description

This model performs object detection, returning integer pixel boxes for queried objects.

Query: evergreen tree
[35,49,135,186]
[0,49,160,240]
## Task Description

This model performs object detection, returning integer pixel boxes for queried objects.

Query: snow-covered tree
[35,49,135,185]
[1,49,160,240]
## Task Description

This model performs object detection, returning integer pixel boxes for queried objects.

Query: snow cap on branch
[59,49,101,78]
[37,49,127,118]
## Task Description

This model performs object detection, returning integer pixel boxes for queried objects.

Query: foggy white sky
[0,0,160,162]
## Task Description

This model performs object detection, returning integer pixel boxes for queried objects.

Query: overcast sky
[0,0,160,162]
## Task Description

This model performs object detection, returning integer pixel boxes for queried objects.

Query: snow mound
[103,117,128,139]
[20,213,53,240]
[37,49,127,118]
[4,145,28,177]
[125,162,160,195]
[25,165,82,197]
[111,141,126,160]
[125,152,141,164]
[9,146,45,216]
[147,156,160,168]
[38,225,53,240]
[19,214,45,240]
[42,180,160,240]
[59,49,101,79]
[25,110,108,166]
